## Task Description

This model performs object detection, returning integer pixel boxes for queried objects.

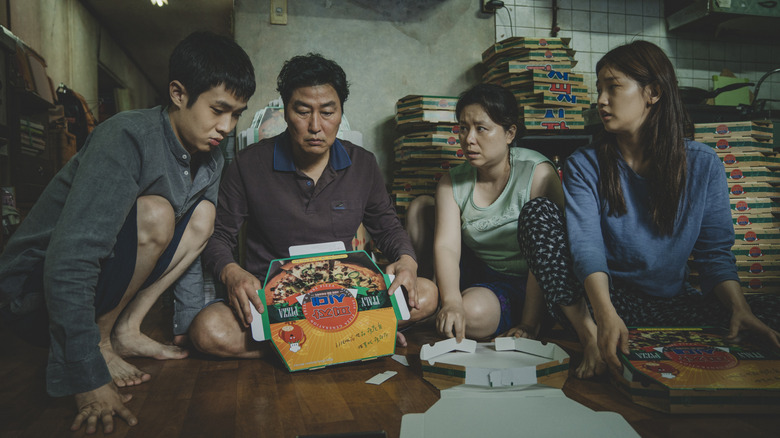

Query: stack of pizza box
[392,95,466,220]
[696,120,780,293]
[481,37,588,132]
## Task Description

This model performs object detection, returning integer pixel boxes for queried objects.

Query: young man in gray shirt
[0,31,255,433]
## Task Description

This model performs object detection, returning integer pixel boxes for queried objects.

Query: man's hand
[221,263,264,327]
[385,254,419,309]
[71,382,137,434]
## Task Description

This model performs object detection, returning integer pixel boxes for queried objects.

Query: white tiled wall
[494,0,780,111]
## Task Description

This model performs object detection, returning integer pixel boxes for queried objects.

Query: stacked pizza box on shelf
[696,120,780,293]
[481,37,588,132]
[391,95,466,220]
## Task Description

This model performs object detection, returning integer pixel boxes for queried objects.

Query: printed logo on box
[749,278,764,289]
[716,124,730,135]
[724,154,737,165]
[301,283,358,332]
[737,215,751,226]
[730,169,743,179]
[731,185,745,195]
[749,246,762,258]
[735,200,749,212]
[716,139,730,149]
[744,231,758,242]
[750,262,764,274]
[663,342,738,370]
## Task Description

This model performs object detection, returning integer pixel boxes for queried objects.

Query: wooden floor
[2,300,780,438]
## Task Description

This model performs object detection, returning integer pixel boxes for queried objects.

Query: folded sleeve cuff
[46,350,112,397]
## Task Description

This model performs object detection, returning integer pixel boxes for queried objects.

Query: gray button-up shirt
[0,106,221,397]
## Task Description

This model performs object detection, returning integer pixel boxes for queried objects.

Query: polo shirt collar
[273,130,352,172]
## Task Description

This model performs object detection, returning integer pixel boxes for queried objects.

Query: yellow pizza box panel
[613,327,780,414]
[256,250,405,372]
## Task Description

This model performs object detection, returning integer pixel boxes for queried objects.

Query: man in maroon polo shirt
[189,53,438,357]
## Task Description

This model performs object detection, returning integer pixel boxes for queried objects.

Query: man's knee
[414,278,439,318]
[136,195,176,249]
[189,303,243,356]
[188,200,216,244]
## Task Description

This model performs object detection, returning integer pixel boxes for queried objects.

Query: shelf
[666,0,780,38]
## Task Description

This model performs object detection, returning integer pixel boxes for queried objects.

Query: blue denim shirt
[0,106,222,396]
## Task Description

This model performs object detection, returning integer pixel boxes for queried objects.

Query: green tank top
[450,147,551,276]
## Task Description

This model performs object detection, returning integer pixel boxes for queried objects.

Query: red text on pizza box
[250,250,408,371]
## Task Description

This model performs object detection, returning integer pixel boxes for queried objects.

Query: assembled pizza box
[694,120,773,140]
[730,197,780,214]
[613,327,780,414]
[482,60,578,84]
[728,182,780,199]
[732,211,780,229]
[732,243,780,261]
[703,137,775,153]
[420,337,569,391]
[719,151,780,169]
[395,147,466,163]
[394,131,460,150]
[481,36,572,63]
[396,95,458,114]
[740,276,780,292]
[736,259,780,277]
[250,249,409,372]
[725,167,780,183]
[515,90,590,108]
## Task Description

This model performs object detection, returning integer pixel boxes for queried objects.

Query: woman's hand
[436,302,467,342]
[594,309,629,372]
[500,323,539,340]
[727,307,780,349]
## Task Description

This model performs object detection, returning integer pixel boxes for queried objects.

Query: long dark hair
[595,40,692,235]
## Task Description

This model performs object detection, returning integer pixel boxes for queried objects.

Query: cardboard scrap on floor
[400,385,639,438]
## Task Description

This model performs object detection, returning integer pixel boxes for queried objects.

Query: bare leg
[110,201,215,363]
[96,196,175,387]
[189,302,266,359]
[457,287,502,340]
[559,298,607,379]
[397,277,438,347]
[405,195,435,280]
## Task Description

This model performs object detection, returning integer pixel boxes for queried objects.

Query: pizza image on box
[254,250,406,372]
[614,327,780,414]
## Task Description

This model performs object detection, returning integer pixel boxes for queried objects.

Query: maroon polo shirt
[202,131,415,281]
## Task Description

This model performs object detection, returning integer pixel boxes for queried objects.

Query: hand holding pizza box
[250,250,409,371]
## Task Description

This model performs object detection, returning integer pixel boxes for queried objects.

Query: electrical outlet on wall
[270,0,287,25]
[481,0,504,13]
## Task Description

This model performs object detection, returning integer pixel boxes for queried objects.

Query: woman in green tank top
[430,84,564,342]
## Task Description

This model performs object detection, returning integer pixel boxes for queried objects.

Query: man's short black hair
[168,31,256,107]
[276,53,349,109]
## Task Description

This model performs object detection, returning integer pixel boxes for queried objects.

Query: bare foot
[574,336,607,379]
[99,343,152,388]
[111,330,189,361]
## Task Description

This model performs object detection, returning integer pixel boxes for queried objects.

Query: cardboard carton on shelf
[250,249,409,372]
[394,130,460,150]
[613,327,780,414]
[395,147,466,162]
[515,90,590,108]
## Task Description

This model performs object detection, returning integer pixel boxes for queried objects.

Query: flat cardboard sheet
[400,386,639,438]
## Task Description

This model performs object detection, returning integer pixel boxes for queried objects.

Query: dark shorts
[0,198,202,346]
[460,246,527,336]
